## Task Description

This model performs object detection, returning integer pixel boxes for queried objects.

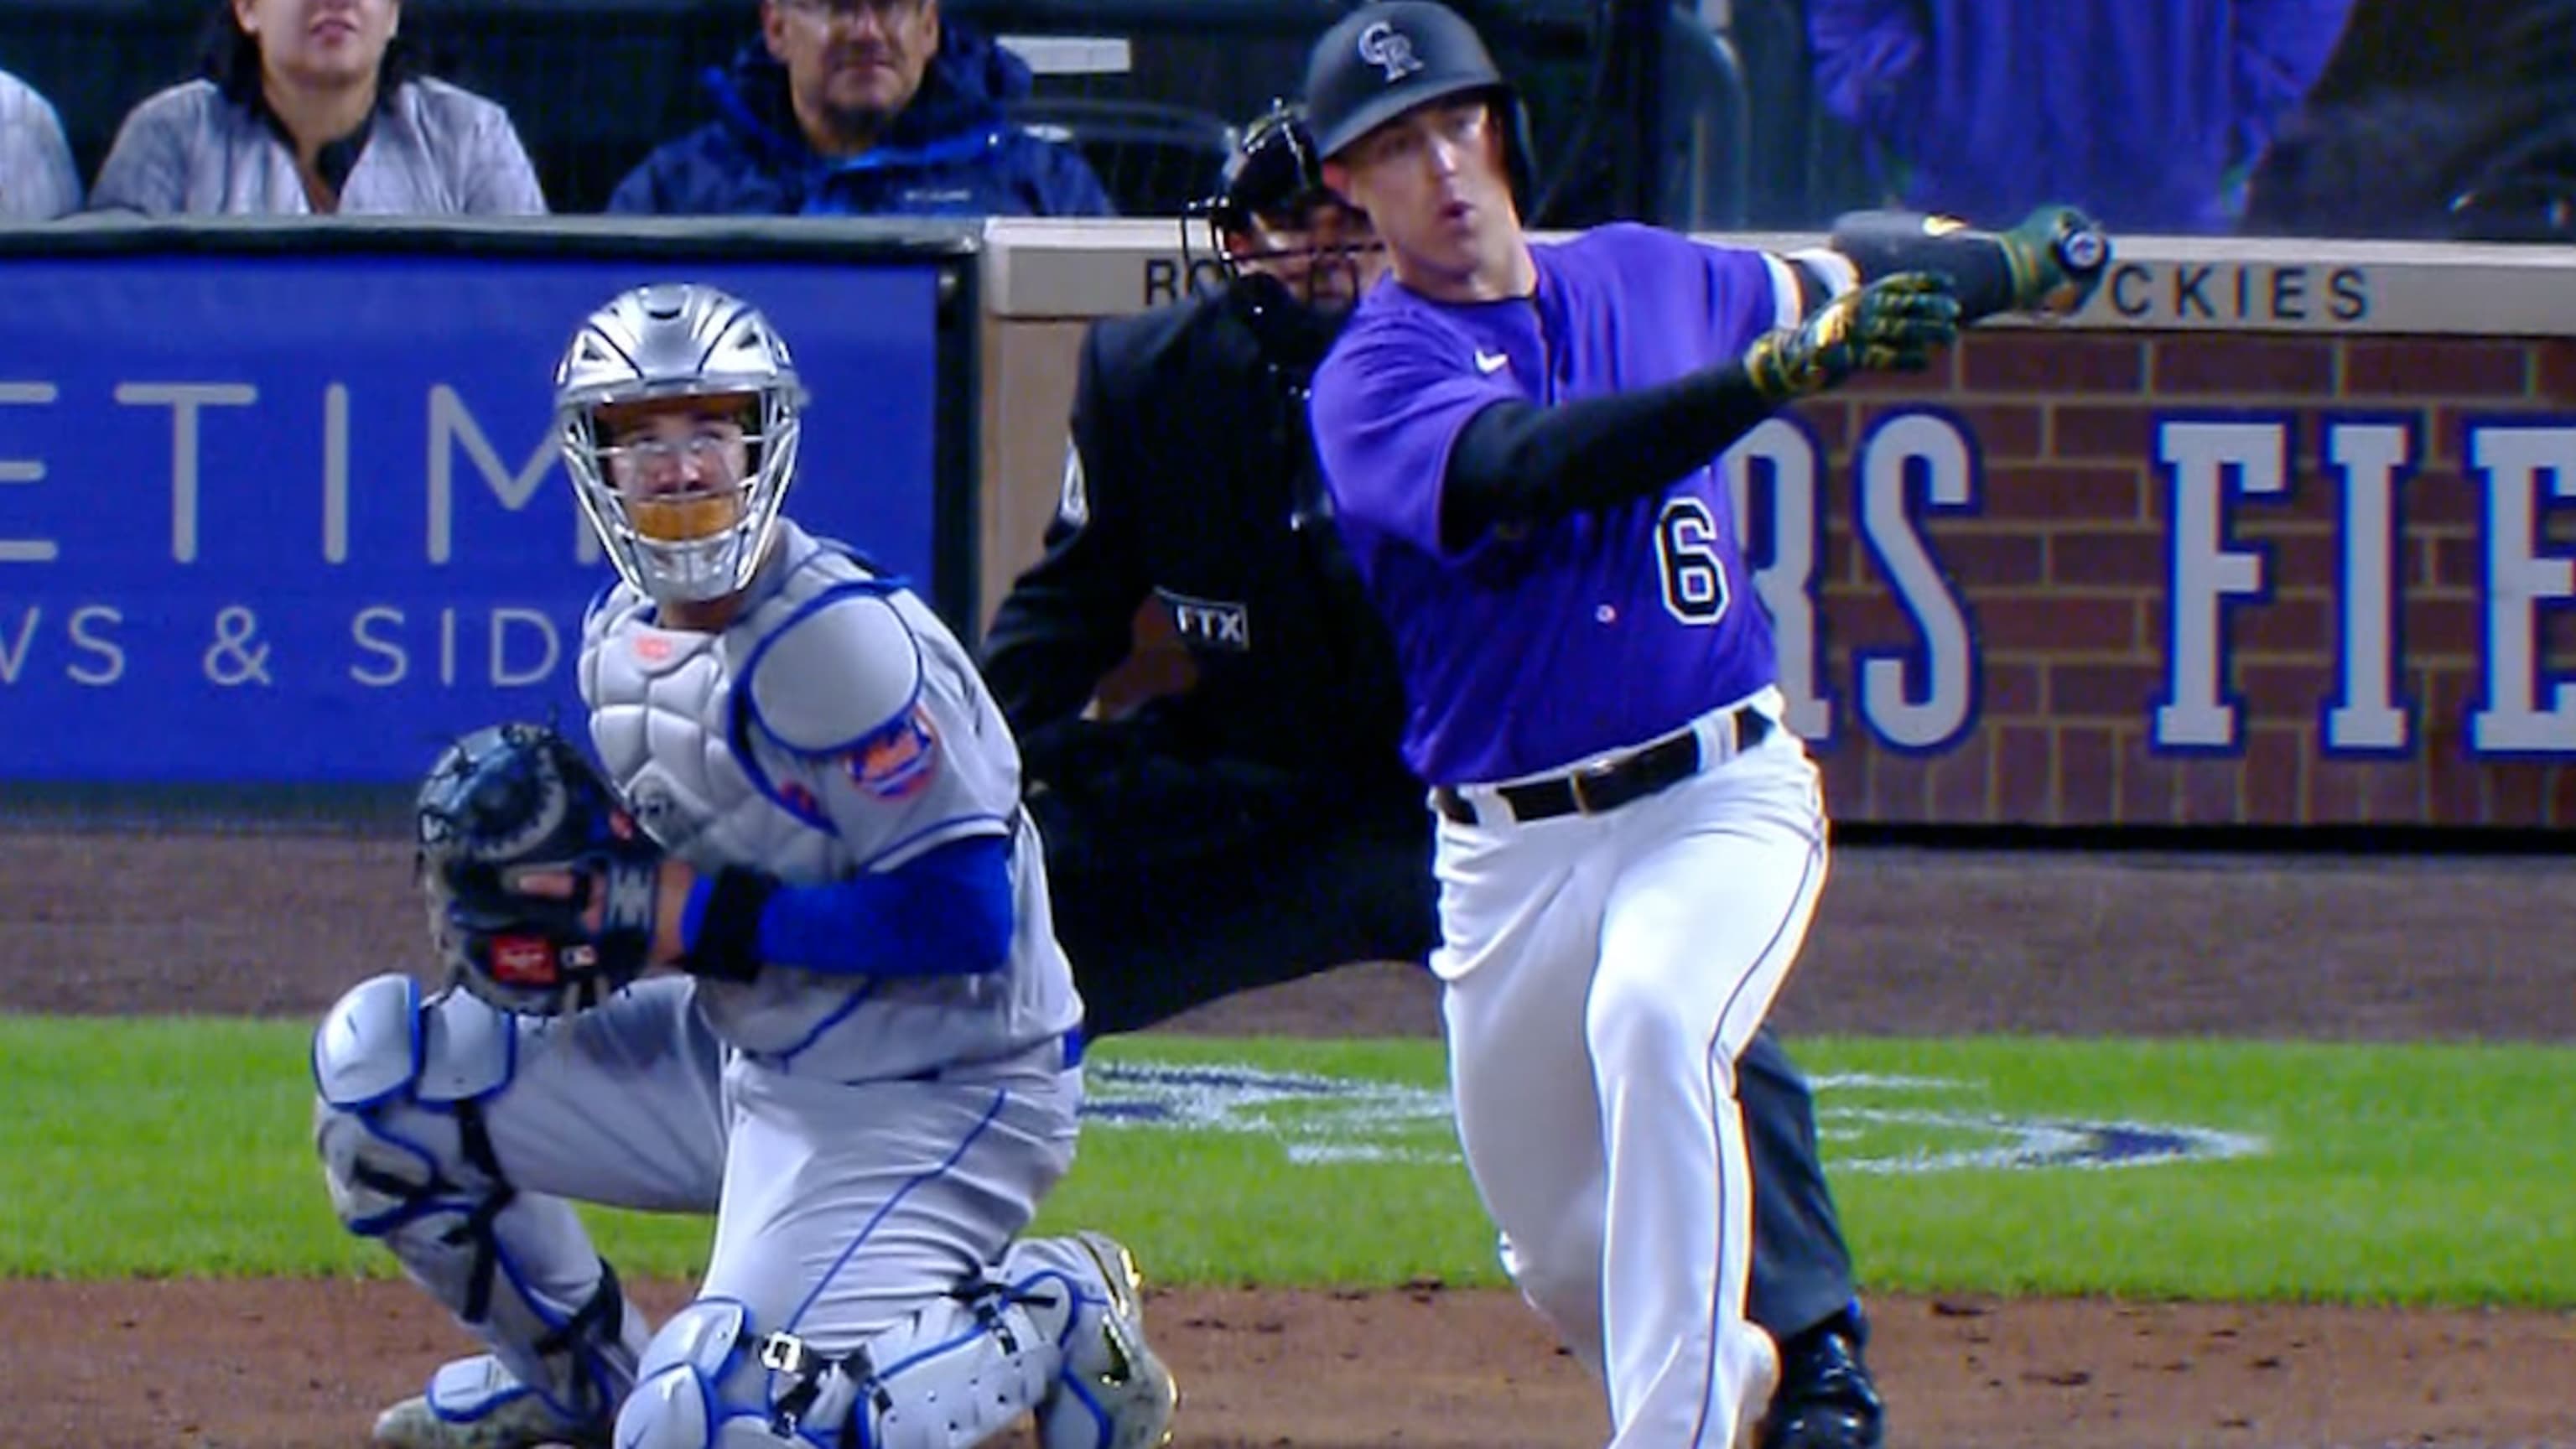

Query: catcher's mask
[553,283,808,605]
[1182,101,1384,316]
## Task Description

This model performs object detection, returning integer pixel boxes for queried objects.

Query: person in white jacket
[90,0,545,216]
[0,68,81,219]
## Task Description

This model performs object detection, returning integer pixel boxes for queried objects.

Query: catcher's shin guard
[611,1233,1176,1449]
[615,1286,1059,1449]
[1015,1233,1180,1449]
[314,974,648,1434]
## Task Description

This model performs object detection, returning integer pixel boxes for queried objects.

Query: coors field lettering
[2322,422,2413,755]
[2469,424,2576,753]
[2150,416,2576,760]
[1722,409,1975,750]
[2154,419,2292,750]
[1857,413,1976,750]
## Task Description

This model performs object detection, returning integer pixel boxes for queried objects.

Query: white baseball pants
[1431,699,1828,1449]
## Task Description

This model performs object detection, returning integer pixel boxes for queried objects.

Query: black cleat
[1759,1311,1885,1449]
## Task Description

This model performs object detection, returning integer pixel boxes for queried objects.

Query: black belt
[1432,708,1772,827]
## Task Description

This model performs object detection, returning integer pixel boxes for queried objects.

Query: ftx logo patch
[1157,589,1250,652]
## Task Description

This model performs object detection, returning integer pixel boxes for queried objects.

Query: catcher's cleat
[1758,1311,1886,1449]
[371,1355,610,1449]
[1041,1231,1181,1449]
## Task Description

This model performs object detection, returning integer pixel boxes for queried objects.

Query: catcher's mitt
[414,721,662,1015]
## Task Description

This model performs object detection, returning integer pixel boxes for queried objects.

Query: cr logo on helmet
[1356,21,1422,83]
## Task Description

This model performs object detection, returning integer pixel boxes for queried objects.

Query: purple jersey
[1308,222,1797,786]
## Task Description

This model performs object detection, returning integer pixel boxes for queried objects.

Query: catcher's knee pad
[314,976,512,1228]
[314,974,646,1429]
[617,1288,1061,1449]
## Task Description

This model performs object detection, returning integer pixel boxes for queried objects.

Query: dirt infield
[7,828,2574,1448]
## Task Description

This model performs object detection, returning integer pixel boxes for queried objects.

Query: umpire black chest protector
[984,288,1413,805]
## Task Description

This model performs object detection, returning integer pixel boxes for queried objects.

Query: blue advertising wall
[0,226,975,786]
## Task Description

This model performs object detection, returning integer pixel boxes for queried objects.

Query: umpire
[979,103,1886,1449]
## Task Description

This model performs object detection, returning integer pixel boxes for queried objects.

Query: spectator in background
[89,0,545,216]
[1,68,81,219]
[609,0,1112,216]
[1808,0,2354,233]
[2241,0,2576,240]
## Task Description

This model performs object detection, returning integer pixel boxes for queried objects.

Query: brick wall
[1809,330,2576,828]
[1096,330,2576,830]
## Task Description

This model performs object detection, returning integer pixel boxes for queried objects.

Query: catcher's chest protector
[579,522,1077,1077]
[581,568,859,887]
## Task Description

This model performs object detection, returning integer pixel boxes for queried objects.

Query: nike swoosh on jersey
[1474,349,1509,373]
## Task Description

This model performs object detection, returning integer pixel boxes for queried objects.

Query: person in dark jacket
[609,0,1111,216]
[2240,0,2576,240]
[979,102,1888,1449]
[1809,0,2353,232]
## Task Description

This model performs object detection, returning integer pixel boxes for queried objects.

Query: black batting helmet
[1302,1,1533,195]
[1305,1,1508,157]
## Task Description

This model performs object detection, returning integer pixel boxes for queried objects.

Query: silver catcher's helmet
[553,283,809,603]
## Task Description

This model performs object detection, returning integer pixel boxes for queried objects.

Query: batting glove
[1746,272,1962,402]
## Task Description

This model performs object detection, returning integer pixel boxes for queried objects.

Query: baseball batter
[309,283,1176,1449]
[1299,5,2107,1446]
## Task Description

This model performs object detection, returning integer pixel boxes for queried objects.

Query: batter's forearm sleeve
[1442,365,1778,547]
[679,834,1015,980]
[1827,210,2020,322]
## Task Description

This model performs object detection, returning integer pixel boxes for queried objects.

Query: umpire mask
[1183,101,1386,365]
[553,283,808,604]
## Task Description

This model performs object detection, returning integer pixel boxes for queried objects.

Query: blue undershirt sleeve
[678,833,1015,979]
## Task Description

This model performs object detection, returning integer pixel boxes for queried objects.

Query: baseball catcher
[313,283,1176,1449]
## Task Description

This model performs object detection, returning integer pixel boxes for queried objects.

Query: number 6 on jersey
[1655,496,1732,625]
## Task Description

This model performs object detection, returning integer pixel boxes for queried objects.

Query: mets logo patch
[847,705,940,801]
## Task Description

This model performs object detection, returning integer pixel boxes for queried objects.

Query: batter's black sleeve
[1441,364,1779,548]
[981,322,1155,742]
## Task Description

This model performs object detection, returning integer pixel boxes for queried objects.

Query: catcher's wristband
[681,866,778,984]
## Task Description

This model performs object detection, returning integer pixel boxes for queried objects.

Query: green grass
[4,1017,2571,1307]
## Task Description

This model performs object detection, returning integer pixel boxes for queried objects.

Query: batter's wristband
[680,866,776,984]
